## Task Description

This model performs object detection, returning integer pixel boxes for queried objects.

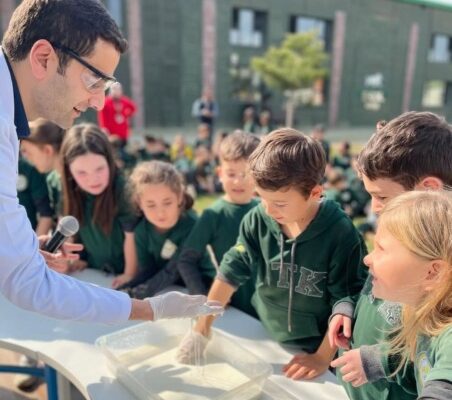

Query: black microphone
[44,216,79,253]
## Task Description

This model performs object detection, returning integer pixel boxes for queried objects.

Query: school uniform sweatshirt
[218,200,367,351]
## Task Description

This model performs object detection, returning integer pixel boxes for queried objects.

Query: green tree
[251,32,329,127]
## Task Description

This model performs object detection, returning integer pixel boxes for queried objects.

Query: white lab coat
[0,48,131,323]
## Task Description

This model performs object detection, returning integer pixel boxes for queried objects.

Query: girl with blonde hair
[364,190,452,398]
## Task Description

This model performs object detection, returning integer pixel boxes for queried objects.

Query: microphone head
[57,215,79,237]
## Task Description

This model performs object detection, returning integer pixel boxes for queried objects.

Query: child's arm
[195,278,236,335]
[176,277,236,364]
[283,331,338,380]
[119,257,181,299]
[328,296,358,349]
[419,381,452,400]
[177,248,208,294]
[331,343,418,394]
[327,232,369,348]
[177,215,257,363]
[176,209,217,294]
[112,231,138,288]
[330,348,368,387]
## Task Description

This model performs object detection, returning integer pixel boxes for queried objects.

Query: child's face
[69,152,110,195]
[198,125,210,139]
[195,146,211,162]
[362,175,407,214]
[21,141,54,173]
[256,185,321,226]
[139,184,182,231]
[364,225,430,306]
[218,159,255,204]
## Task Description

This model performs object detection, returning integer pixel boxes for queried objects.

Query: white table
[0,269,348,400]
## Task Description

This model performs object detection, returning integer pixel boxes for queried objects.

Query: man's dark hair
[249,128,326,197]
[357,111,452,189]
[2,0,128,73]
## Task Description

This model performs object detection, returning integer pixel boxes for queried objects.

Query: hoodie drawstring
[288,240,297,333]
[277,233,297,333]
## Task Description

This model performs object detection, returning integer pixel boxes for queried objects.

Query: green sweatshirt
[17,157,53,229]
[414,327,452,396]
[135,209,214,278]
[181,197,260,316]
[78,174,136,274]
[336,277,417,400]
[219,200,367,352]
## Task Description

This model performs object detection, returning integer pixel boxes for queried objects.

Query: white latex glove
[176,330,210,364]
[146,292,223,321]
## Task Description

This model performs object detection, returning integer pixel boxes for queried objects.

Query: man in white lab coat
[0,0,221,324]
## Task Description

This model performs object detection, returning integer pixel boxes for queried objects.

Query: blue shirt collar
[4,53,30,138]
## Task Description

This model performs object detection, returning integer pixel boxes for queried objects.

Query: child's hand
[282,351,331,380]
[330,349,368,387]
[328,314,352,349]
[176,330,210,364]
[112,273,133,289]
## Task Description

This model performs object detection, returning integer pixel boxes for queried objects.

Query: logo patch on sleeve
[160,239,178,259]
[415,352,431,387]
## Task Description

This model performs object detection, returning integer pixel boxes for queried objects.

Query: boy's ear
[43,144,54,157]
[416,176,443,191]
[216,165,222,179]
[310,184,323,200]
[29,40,58,80]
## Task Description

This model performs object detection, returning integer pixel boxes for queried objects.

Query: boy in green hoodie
[176,131,261,317]
[177,128,367,379]
[329,112,452,400]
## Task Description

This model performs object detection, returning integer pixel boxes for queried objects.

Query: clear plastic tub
[95,320,273,400]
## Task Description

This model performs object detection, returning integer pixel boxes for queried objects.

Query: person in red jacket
[98,82,136,146]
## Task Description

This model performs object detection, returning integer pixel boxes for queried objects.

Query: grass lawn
[193,194,220,214]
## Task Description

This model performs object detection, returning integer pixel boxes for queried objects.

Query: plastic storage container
[95,320,273,400]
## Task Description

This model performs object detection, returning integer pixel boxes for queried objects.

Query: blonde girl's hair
[378,190,452,373]
[128,161,193,214]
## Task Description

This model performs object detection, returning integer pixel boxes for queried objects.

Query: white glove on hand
[146,292,223,321]
[176,330,210,364]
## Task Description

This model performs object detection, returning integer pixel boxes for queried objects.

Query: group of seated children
[18,111,451,399]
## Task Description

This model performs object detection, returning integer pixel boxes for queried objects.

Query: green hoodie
[78,173,137,274]
[17,157,53,229]
[335,277,417,400]
[219,200,367,351]
[181,197,260,317]
[134,209,213,277]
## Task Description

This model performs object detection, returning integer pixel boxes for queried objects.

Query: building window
[422,80,449,107]
[230,8,266,47]
[428,34,452,63]
[289,15,332,51]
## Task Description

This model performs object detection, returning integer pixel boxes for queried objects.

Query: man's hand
[147,292,223,321]
[330,349,368,387]
[38,235,83,272]
[328,314,352,349]
[282,351,331,380]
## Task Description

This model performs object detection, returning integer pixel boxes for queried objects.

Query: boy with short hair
[329,111,452,400]
[177,131,261,317]
[178,128,367,379]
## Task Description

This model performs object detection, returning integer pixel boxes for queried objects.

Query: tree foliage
[251,31,329,92]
